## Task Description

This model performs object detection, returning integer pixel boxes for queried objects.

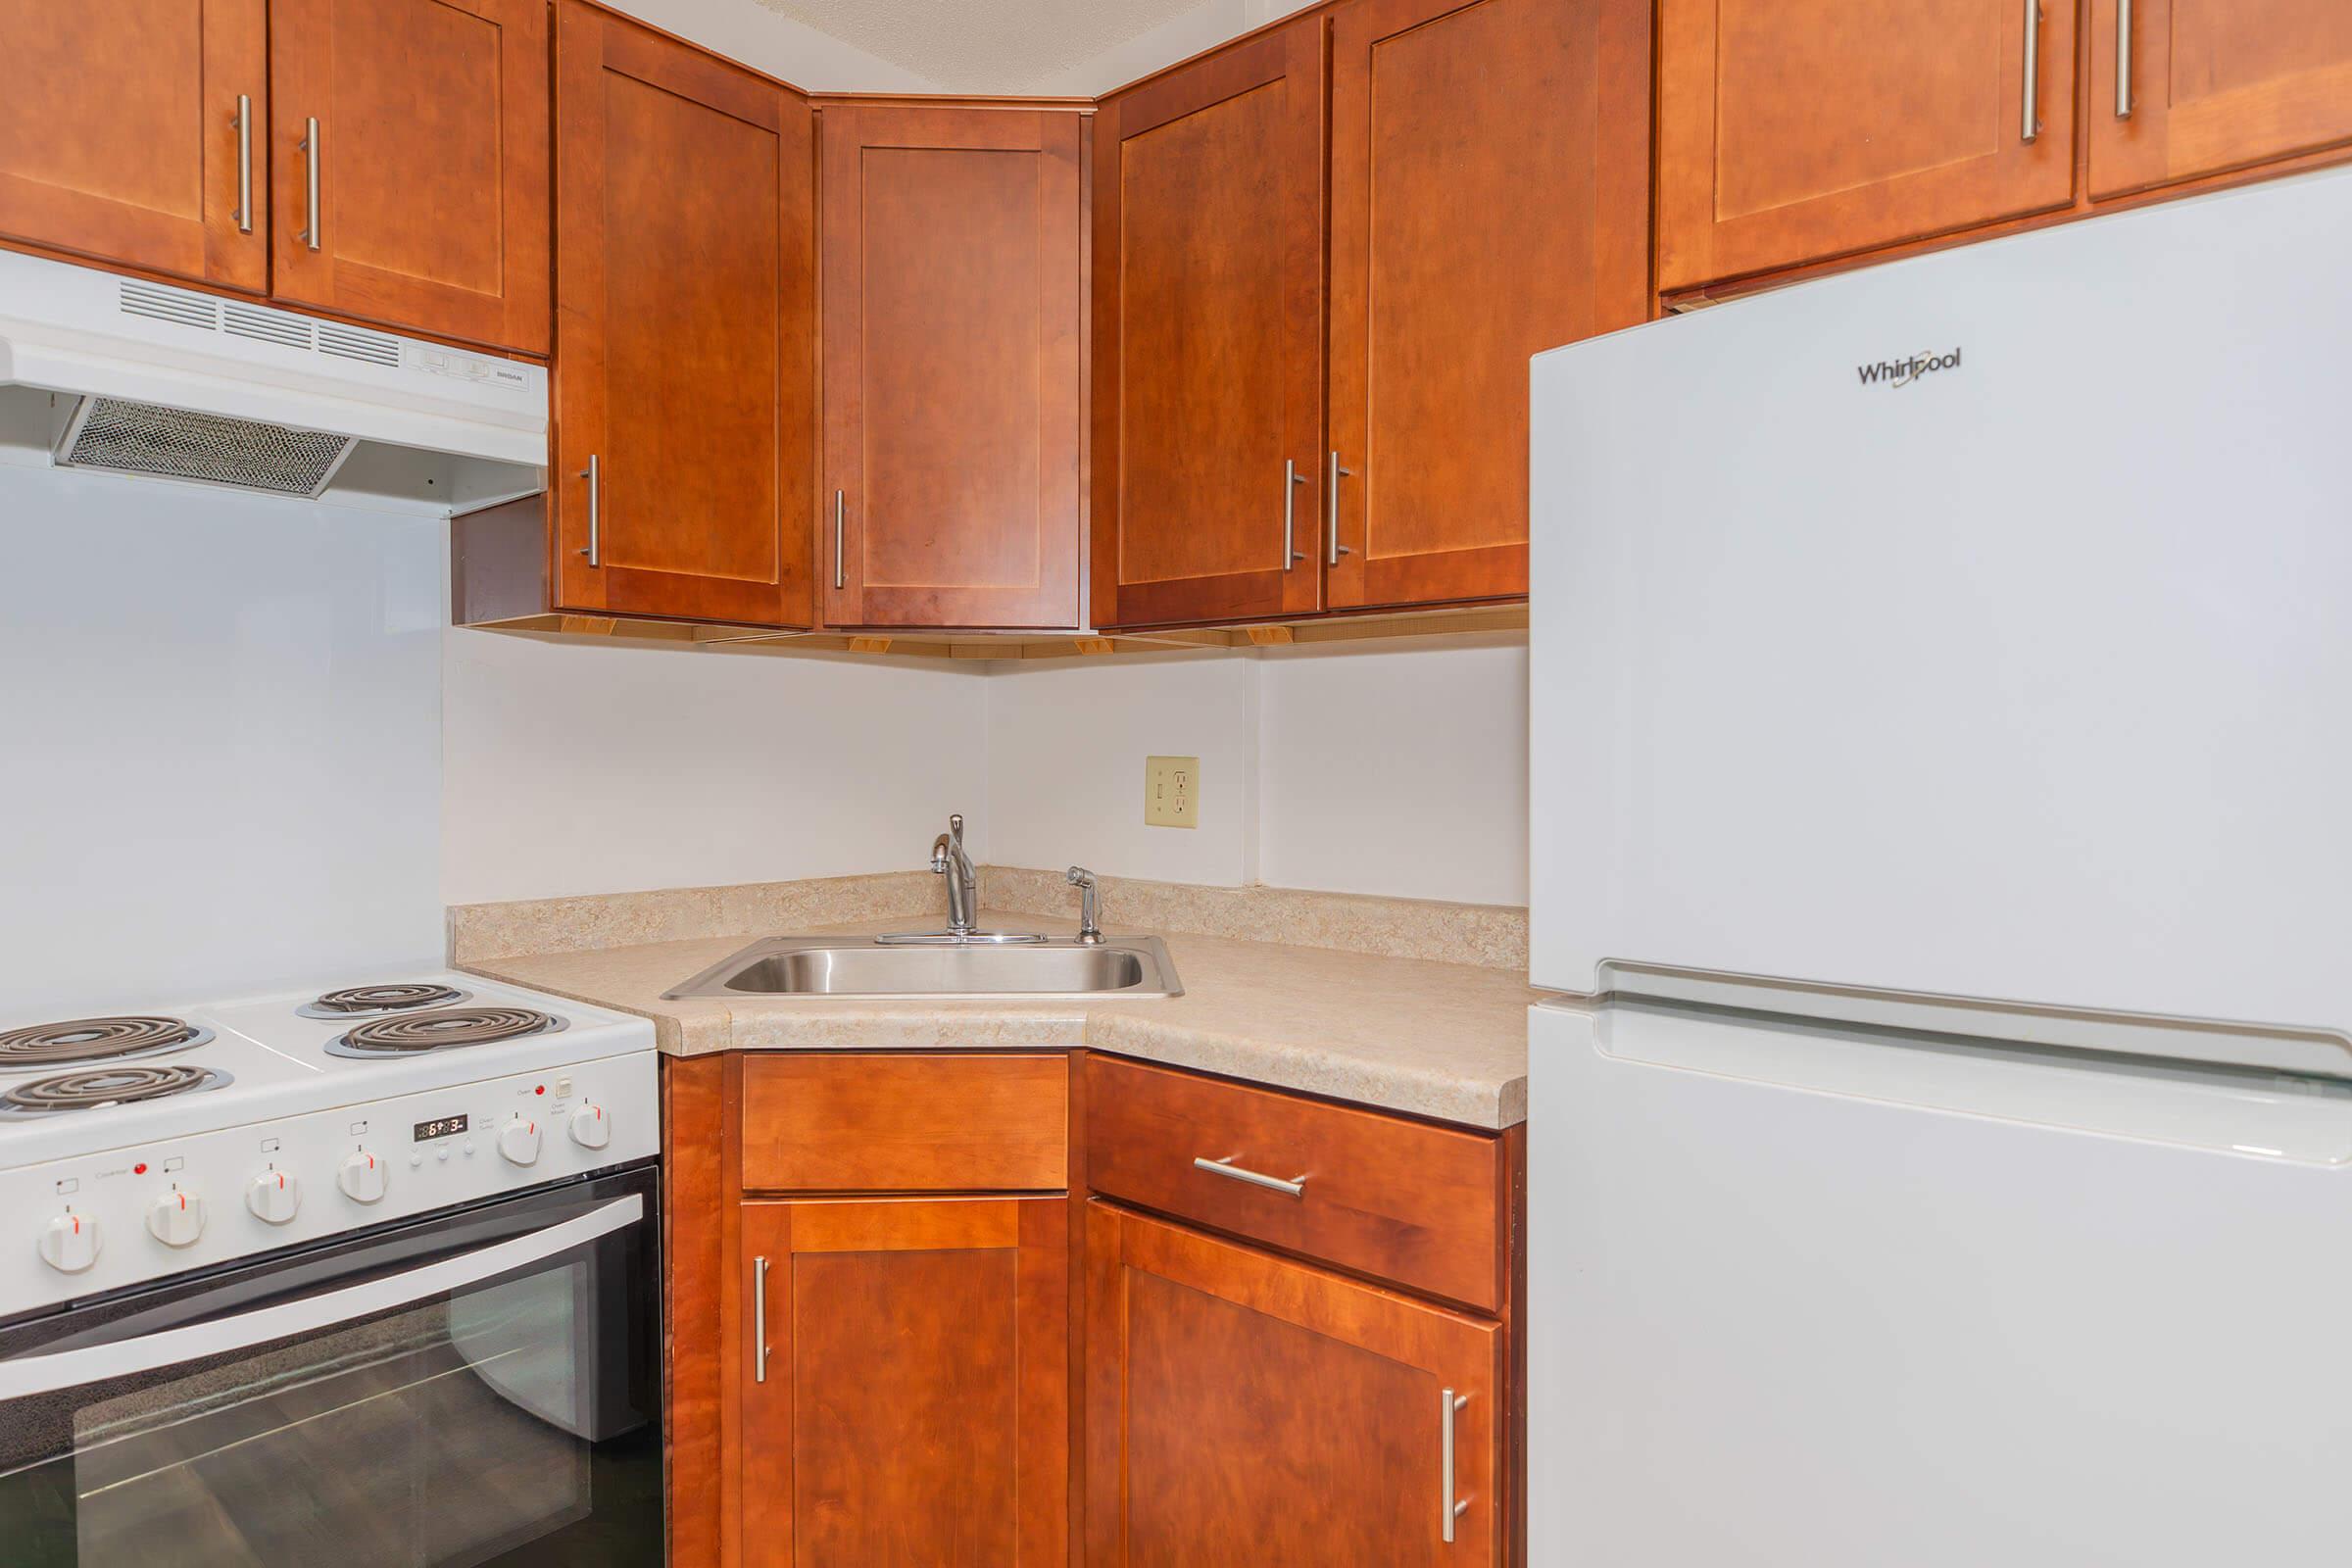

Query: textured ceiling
[752,0,1214,91]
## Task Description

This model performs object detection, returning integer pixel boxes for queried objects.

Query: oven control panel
[1,1051,658,1321]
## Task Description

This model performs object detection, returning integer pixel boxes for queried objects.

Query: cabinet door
[551,2,813,628]
[268,0,550,352]
[2089,0,2352,197]
[739,1198,1068,1567]
[1328,0,1644,611]
[819,107,1083,630]
[1657,0,2078,292]
[1092,23,1326,628]
[1084,1202,1504,1566]
[0,0,268,291]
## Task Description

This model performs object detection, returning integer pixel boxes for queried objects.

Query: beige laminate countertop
[460,912,1542,1129]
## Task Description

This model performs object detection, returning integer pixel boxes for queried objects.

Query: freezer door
[1528,1001,2352,1566]
[1527,164,2352,1029]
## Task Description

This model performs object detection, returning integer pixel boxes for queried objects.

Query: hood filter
[55,395,359,497]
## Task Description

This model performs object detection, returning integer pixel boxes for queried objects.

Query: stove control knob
[567,1102,611,1152]
[337,1151,388,1204]
[497,1115,542,1166]
[146,1189,205,1248]
[38,1212,101,1273]
[247,1169,301,1224]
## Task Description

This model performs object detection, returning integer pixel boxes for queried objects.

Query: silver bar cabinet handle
[2021,0,2042,143]
[1441,1389,1471,1544]
[301,117,322,250]
[577,454,600,565]
[1194,1155,1305,1199]
[1326,450,1354,565]
[754,1255,770,1384]
[2115,0,2133,119]
[233,95,253,234]
[833,490,846,590]
[1283,459,1308,566]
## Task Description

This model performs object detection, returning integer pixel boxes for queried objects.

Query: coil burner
[0,1063,229,1118]
[296,983,472,1021]
[0,1016,214,1072]
[326,1006,565,1060]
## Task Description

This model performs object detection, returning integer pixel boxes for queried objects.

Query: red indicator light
[535,1085,546,1096]
[133,1162,148,1175]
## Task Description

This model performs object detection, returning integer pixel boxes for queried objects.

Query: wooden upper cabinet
[1084,1202,1505,1566]
[267,0,550,353]
[1093,22,1327,629]
[740,1197,1069,1567]
[1327,0,1645,611]
[1658,0,2078,292]
[0,0,268,292]
[819,107,1084,630]
[2089,0,2352,197]
[552,1,814,628]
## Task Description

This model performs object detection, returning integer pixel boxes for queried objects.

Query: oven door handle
[0,1195,643,1400]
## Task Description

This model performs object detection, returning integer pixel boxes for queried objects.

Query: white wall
[983,636,1528,906]
[0,465,447,1016]
[1257,636,1529,905]
[984,654,1260,885]
[441,630,987,904]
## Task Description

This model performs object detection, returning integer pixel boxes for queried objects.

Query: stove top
[0,971,651,1171]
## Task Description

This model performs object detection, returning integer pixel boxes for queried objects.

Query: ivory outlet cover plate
[1145,756,1198,828]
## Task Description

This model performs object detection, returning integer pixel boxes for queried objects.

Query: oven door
[0,1162,661,1567]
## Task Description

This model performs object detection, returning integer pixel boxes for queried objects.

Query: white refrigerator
[1527,166,2352,1564]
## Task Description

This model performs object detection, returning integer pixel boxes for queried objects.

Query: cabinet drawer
[739,1054,1069,1192]
[1082,1054,1505,1310]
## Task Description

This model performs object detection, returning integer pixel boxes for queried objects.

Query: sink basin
[662,933,1181,1001]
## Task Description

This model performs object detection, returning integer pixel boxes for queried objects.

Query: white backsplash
[0,464,446,1018]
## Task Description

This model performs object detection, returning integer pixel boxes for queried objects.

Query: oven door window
[0,1167,661,1567]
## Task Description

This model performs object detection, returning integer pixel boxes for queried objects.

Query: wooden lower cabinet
[1083,1200,1505,1566]
[737,1196,1069,1567]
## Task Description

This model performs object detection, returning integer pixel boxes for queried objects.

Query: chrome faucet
[931,813,978,936]
[1066,866,1103,945]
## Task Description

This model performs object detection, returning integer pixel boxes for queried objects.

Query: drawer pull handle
[1194,1155,1305,1198]
[1442,1389,1471,1543]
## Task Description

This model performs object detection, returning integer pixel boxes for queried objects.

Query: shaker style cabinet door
[1327,0,1643,611]
[0,0,268,291]
[1092,21,1327,628]
[818,107,1084,630]
[1657,0,2078,292]
[1084,1202,1505,1567]
[551,1,815,627]
[738,1198,1070,1567]
[2088,0,2352,197]
[268,0,551,352]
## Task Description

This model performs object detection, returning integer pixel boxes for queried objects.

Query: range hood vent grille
[56,395,359,497]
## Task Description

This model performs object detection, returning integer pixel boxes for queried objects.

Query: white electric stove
[0,970,658,1321]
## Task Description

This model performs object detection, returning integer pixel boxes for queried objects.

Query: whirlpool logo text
[1856,347,1962,389]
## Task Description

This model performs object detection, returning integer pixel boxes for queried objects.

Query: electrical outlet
[1145,756,1198,828]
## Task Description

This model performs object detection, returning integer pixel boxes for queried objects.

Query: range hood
[0,248,546,515]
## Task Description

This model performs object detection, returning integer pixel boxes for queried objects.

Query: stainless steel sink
[662,933,1181,1001]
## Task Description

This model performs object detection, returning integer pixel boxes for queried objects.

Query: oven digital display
[415,1114,468,1142]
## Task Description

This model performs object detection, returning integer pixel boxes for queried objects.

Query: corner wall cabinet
[818,106,1087,631]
